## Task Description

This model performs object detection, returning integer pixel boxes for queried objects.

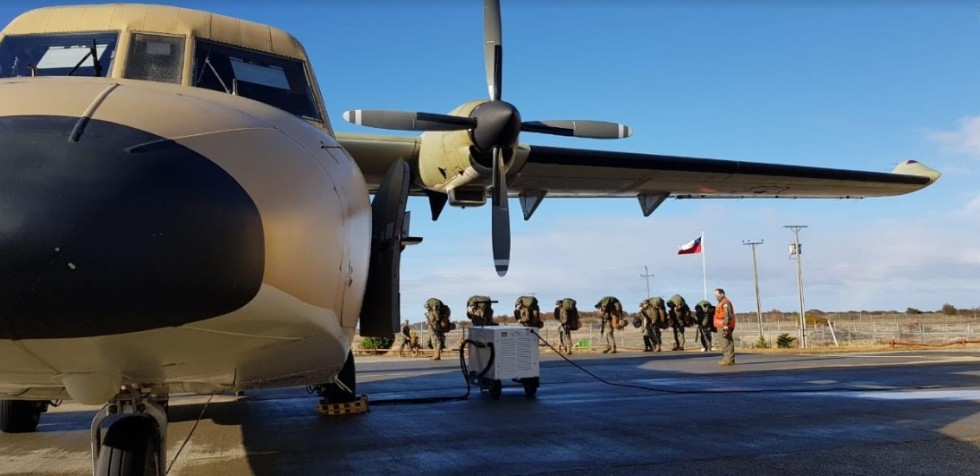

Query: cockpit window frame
[0,31,119,79]
[123,31,186,85]
[190,37,323,122]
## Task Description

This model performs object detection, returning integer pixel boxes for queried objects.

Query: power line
[640,266,654,299]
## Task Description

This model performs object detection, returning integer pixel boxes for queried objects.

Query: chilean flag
[677,236,702,255]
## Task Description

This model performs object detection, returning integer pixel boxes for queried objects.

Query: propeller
[343,0,632,276]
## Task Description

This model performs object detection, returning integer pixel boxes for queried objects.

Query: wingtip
[893,160,941,184]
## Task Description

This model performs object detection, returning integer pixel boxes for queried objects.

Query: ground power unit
[466,326,540,399]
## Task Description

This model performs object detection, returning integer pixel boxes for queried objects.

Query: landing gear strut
[0,400,47,433]
[91,389,168,476]
[312,350,357,405]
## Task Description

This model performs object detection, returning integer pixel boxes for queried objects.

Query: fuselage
[0,4,370,404]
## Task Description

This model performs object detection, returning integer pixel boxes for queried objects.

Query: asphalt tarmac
[3,349,980,475]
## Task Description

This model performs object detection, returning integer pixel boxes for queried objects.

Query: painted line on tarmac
[812,389,980,401]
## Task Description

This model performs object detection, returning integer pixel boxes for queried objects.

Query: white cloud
[927,116,980,159]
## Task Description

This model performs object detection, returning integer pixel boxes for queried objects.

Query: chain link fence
[355,312,980,355]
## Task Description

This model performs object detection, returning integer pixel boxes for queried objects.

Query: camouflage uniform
[694,300,716,352]
[555,300,573,354]
[639,299,663,352]
[424,299,447,360]
[595,296,623,354]
[666,295,692,351]
[514,296,543,328]
[467,296,496,327]
[396,320,412,356]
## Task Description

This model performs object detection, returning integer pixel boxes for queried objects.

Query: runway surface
[3,349,980,475]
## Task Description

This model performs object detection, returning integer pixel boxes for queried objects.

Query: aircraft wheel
[0,400,42,433]
[522,377,539,398]
[95,416,162,476]
[489,379,502,400]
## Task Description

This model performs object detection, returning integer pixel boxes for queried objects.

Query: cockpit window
[125,33,184,84]
[0,32,117,78]
[192,39,320,121]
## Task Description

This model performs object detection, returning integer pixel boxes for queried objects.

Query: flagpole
[701,231,707,301]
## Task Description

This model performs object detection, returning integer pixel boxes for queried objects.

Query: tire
[489,379,502,400]
[95,416,161,476]
[522,377,539,398]
[323,350,357,404]
[0,400,41,433]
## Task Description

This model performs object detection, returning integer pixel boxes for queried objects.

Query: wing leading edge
[509,145,940,199]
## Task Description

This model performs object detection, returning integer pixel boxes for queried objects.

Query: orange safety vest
[714,297,735,329]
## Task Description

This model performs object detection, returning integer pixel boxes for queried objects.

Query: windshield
[193,39,320,121]
[0,32,117,78]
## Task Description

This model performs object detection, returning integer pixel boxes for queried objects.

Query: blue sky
[2,1,978,319]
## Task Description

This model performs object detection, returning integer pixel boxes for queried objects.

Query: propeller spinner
[343,0,632,276]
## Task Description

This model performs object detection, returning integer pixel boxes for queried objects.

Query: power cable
[166,393,214,475]
[529,329,973,396]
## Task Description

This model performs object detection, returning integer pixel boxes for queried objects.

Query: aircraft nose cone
[0,116,264,340]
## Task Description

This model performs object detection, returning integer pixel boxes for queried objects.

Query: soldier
[639,298,666,352]
[595,296,625,354]
[666,294,691,351]
[395,320,412,357]
[467,296,496,326]
[694,300,716,352]
[424,298,452,361]
[554,298,580,354]
[515,296,544,328]
[714,288,736,366]
[408,328,421,356]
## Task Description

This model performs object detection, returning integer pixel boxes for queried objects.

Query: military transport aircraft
[0,1,938,475]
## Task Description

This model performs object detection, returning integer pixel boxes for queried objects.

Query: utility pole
[742,239,764,338]
[640,266,654,299]
[784,225,808,349]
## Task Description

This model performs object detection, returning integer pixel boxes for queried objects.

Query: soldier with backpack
[639,297,667,352]
[554,298,581,354]
[424,298,454,360]
[595,296,626,354]
[667,294,692,351]
[694,300,716,352]
[466,296,496,326]
[514,296,544,328]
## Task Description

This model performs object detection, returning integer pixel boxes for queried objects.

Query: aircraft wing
[508,144,940,199]
[336,133,420,192]
[337,133,940,203]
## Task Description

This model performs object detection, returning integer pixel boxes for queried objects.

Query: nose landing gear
[90,389,168,476]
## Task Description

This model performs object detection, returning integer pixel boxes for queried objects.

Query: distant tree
[941,303,958,316]
[906,307,923,315]
[776,334,797,348]
[808,309,826,315]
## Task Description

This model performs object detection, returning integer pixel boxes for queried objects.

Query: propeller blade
[484,0,502,101]
[521,120,633,139]
[490,146,510,276]
[343,110,476,132]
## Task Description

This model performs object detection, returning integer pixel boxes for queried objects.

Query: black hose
[370,338,495,405]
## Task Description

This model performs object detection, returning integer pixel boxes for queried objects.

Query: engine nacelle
[416,101,497,193]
